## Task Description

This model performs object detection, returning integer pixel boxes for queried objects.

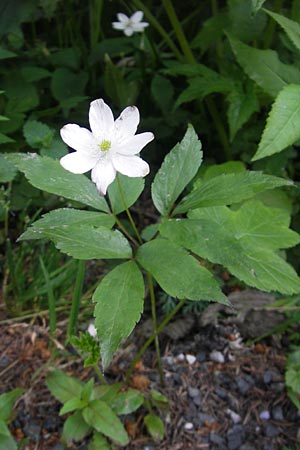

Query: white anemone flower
[112,11,149,36]
[60,99,154,195]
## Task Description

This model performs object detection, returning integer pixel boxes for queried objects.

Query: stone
[210,431,225,445]
[210,350,225,363]
[198,412,216,425]
[263,422,281,438]
[188,387,200,398]
[272,405,284,421]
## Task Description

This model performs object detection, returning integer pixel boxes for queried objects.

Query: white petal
[60,124,99,155]
[60,152,97,174]
[112,22,126,30]
[112,154,150,178]
[117,13,129,23]
[132,22,149,32]
[130,11,143,23]
[115,106,140,142]
[89,99,114,141]
[91,158,116,195]
[116,132,154,155]
[124,27,134,36]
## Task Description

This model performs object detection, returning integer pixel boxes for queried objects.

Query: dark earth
[1,289,300,450]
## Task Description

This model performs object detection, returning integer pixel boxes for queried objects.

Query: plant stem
[131,0,184,61]
[39,256,56,334]
[93,363,107,384]
[66,259,85,341]
[125,299,186,384]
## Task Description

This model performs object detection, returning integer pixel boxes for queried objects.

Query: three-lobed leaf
[161,201,300,294]
[174,171,292,214]
[151,125,202,215]
[252,84,300,161]
[93,261,144,369]
[5,153,109,212]
[136,239,227,303]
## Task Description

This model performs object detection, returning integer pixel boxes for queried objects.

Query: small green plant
[285,349,300,410]
[0,388,24,450]
[46,369,168,448]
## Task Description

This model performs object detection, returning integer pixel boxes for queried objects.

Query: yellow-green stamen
[100,140,111,152]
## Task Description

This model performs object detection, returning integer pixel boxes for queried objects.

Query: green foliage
[0,388,24,450]
[71,332,101,367]
[264,9,300,51]
[286,350,300,409]
[144,413,165,441]
[252,84,300,160]
[93,261,144,369]
[108,174,144,215]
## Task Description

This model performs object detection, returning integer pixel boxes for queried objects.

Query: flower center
[99,140,111,152]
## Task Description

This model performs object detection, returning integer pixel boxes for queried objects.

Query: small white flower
[112,11,149,36]
[60,99,154,195]
[87,323,98,339]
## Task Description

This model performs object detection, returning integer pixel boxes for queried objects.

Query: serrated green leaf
[161,201,300,294]
[46,369,83,403]
[174,171,292,214]
[88,432,110,450]
[264,9,300,51]
[152,125,202,215]
[62,411,92,443]
[107,174,144,214]
[191,13,230,52]
[32,224,131,260]
[0,154,17,182]
[228,0,267,42]
[252,84,300,161]
[111,389,144,415]
[23,120,55,149]
[51,68,88,103]
[0,388,24,422]
[2,71,39,112]
[94,261,144,369]
[4,153,109,212]
[144,414,164,441]
[83,399,129,446]
[227,81,259,141]
[227,33,300,97]
[19,208,115,241]
[136,239,227,303]
[59,397,86,415]
[251,0,267,14]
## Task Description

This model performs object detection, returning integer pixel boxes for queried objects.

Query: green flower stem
[116,174,143,245]
[116,175,164,383]
[93,363,107,384]
[147,272,165,385]
[162,0,195,64]
[66,259,85,341]
[132,0,184,61]
[125,299,186,384]
[39,256,56,334]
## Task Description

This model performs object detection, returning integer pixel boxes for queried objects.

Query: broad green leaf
[252,84,300,161]
[251,0,267,13]
[94,261,144,369]
[21,66,51,82]
[107,174,144,214]
[62,411,91,443]
[88,432,110,450]
[2,71,39,112]
[51,68,88,103]
[19,208,115,241]
[0,419,10,436]
[152,125,202,215]
[5,153,109,212]
[111,389,144,415]
[32,224,131,259]
[136,239,227,303]
[0,132,14,144]
[92,384,122,403]
[151,74,174,112]
[228,0,267,42]
[83,399,129,446]
[46,369,83,403]
[227,33,300,97]
[0,48,17,59]
[227,81,259,141]
[0,155,17,182]
[174,171,293,214]
[0,432,17,450]
[203,161,246,180]
[144,414,164,441]
[23,120,55,149]
[160,201,300,294]
[59,397,86,415]
[0,388,24,422]
[191,13,230,52]
[264,9,300,51]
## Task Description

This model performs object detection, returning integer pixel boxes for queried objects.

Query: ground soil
[1,297,300,450]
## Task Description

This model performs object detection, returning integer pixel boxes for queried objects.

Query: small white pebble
[227,408,241,424]
[176,353,185,361]
[259,410,270,420]
[186,354,196,365]
[184,422,194,430]
[209,350,225,364]
[87,323,97,338]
